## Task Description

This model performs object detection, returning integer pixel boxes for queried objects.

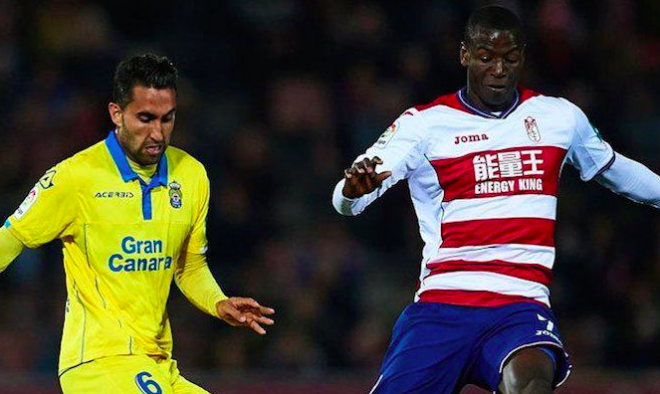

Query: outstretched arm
[563,99,660,209]
[332,108,428,216]
[595,152,660,209]
[0,226,24,274]
[333,157,392,216]
[175,252,275,335]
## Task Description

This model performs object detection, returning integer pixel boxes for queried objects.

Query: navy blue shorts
[369,302,571,394]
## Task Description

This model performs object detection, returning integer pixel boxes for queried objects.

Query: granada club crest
[168,181,182,209]
[524,116,541,142]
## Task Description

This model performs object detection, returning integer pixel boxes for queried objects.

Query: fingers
[355,158,378,175]
[233,297,261,310]
[232,298,276,315]
[249,319,267,335]
[219,301,247,326]
[256,305,276,315]
[220,297,276,334]
[247,313,275,335]
[344,157,384,179]
[252,314,275,325]
[342,157,388,198]
[374,171,392,185]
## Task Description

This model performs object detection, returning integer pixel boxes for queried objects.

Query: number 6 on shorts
[135,371,163,394]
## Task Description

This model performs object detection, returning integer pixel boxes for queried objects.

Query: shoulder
[520,89,581,113]
[413,91,465,114]
[165,145,208,180]
[45,140,108,183]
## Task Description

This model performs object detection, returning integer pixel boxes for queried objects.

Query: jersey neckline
[457,87,520,119]
[415,87,541,119]
[104,130,168,187]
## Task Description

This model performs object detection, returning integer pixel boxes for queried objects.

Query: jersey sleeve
[563,99,615,181]
[0,226,25,274]
[6,161,78,248]
[356,108,429,183]
[175,252,227,317]
[333,108,428,216]
[184,166,210,255]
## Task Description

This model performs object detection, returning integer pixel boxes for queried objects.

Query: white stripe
[368,375,383,394]
[442,195,557,223]
[421,271,550,305]
[432,244,556,269]
[493,342,570,394]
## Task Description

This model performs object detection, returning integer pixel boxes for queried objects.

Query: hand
[216,297,275,335]
[342,157,392,198]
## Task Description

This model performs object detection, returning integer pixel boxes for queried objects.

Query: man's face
[108,86,176,166]
[460,28,525,110]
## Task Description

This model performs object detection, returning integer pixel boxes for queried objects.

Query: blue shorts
[369,302,571,394]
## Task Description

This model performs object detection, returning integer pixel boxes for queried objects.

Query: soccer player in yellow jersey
[0,54,275,393]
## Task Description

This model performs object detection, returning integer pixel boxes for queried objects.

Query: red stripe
[430,146,567,202]
[441,217,555,248]
[419,290,547,307]
[426,260,553,286]
[415,88,541,114]
[414,92,472,114]
[519,88,542,103]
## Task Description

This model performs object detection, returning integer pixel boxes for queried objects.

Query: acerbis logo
[95,191,135,198]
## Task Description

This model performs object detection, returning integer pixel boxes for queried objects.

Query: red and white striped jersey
[333,88,615,308]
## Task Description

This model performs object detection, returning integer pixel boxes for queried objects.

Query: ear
[108,102,123,129]
[460,42,469,67]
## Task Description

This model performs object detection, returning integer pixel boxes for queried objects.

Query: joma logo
[454,134,489,145]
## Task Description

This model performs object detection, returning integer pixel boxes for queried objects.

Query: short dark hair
[112,53,178,108]
[464,5,526,47]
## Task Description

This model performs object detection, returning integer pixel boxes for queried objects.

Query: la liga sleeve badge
[13,186,39,220]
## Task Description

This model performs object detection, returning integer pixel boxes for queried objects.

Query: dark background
[0,0,658,392]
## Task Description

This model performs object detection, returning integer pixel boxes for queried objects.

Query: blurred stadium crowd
[0,0,659,389]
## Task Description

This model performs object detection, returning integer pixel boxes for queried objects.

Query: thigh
[499,347,554,394]
[60,355,173,394]
[370,303,477,394]
[470,303,571,392]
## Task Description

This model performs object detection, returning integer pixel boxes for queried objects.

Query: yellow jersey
[5,131,212,375]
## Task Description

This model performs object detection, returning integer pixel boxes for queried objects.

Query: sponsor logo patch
[375,120,399,147]
[14,186,39,220]
[454,133,489,145]
[38,169,57,189]
[94,191,135,198]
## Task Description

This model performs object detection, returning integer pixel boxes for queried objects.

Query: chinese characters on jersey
[473,149,545,194]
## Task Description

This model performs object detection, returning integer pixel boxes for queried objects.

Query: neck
[126,155,157,170]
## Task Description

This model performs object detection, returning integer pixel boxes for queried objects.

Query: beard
[117,121,167,166]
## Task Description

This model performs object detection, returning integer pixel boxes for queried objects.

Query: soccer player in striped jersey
[333,6,660,394]
[0,54,274,393]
